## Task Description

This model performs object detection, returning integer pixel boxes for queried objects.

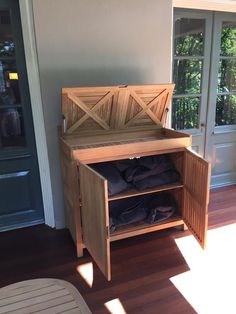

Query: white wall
[32,0,173,227]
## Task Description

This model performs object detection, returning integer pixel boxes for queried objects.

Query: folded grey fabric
[138,155,173,170]
[146,193,176,224]
[91,154,180,196]
[109,195,152,232]
[112,159,138,172]
[146,206,175,224]
[134,170,180,190]
[109,194,152,218]
[124,155,175,183]
[91,163,128,196]
[109,207,148,233]
[109,193,177,232]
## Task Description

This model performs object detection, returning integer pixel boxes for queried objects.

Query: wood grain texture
[62,127,191,149]
[108,182,184,201]
[79,163,111,281]
[72,137,191,164]
[62,84,175,134]
[183,148,211,249]
[59,83,209,281]
[110,216,184,242]
[0,279,91,314]
[59,136,83,257]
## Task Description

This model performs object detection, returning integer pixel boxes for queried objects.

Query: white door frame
[173,0,236,13]
[19,0,55,228]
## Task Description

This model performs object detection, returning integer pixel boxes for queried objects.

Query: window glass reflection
[172,97,200,129]
[0,10,25,149]
[0,60,20,105]
[173,59,202,94]
[174,18,205,56]
[218,59,236,93]
[0,10,20,106]
[0,10,14,57]
[215,95,236,126]
[220,21,236,56]
[0,107,26,148]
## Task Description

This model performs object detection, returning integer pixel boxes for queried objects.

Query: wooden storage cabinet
[59,84,210,281]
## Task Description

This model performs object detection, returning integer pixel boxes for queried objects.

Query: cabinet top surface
[61,84,175,136]
[60,127,191,152]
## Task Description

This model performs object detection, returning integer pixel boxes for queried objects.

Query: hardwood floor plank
[0,186,235,313]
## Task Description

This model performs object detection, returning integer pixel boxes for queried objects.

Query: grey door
[173,10,212,155]
[0,0,44,231]
[205,13,236,187]
[173,10,236,187]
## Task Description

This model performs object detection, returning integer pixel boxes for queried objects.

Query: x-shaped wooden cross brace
[123,89,168,128]
[67,90,116,133]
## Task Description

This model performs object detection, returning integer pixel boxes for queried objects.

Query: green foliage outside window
[0,41,14,57]
[220,23,236,56]
[173,60,202,95]
[172,97,199,129]
[173,18,236,129]
[216,23,236,126]
[175,33,204,56]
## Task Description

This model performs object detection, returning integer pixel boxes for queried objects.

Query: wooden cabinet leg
[77,244,84,258]
[182,223,188,231]
[175,223,188,231]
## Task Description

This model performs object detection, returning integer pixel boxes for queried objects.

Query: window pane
[220,21,236,56]
[215,94,236,126]
[0,11,15,57]
[0,60,20,104]
[173,59,202,94]
[0,107,26,148]
[218,59,236,92]
[172,97,200,130]
[174,18,205,56]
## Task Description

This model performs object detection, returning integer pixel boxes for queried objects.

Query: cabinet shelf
[108,182,184,201]
[110,215,184,242]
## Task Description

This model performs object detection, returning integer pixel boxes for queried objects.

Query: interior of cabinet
[85,151,185,242]
[90,151,185,199]
[109,188,184,242]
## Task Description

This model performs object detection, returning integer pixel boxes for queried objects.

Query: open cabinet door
[183,149,211,249]
[79,163,111,280]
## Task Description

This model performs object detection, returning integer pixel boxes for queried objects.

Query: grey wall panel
[0,171,30,214]
[212,142,236,175]
[191,146,200,154]
[211,141,236,187]
[32,0,173,227]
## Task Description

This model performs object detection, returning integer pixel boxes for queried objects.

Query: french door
[0,0,44,230]
[173,10,236,187]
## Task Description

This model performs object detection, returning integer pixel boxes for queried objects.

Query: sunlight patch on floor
[76,262,94,287]
[104,298,127,314]
[170,223,236,314]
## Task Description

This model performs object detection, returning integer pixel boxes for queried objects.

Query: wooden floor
[0,185,236,314]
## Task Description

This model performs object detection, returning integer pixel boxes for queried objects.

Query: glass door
[173,10,212,156]
[205,12,236,187]
[0,9,26,149]
[173,10,236,187]
[0,0,44,231]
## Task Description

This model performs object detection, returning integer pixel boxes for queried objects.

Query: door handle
[200,122,205,132]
